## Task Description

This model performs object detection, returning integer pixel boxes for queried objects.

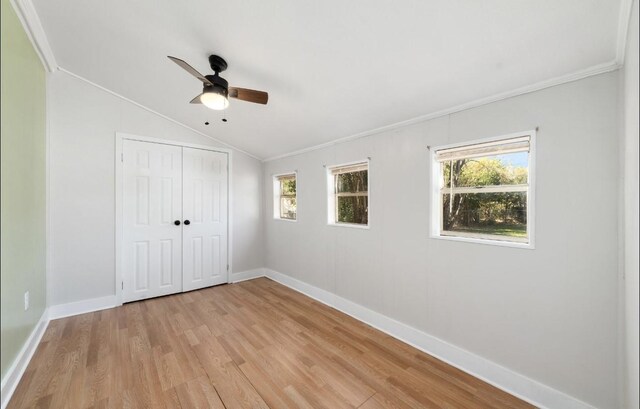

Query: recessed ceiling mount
[208,54,228,73]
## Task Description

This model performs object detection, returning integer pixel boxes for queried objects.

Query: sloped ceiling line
[8,0,56,72]
[57,67,262,160]
[11,0,637,162]
[616,0,636,64]
[8,0,262,160]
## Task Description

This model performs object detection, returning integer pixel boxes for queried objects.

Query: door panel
[123,140,183,302]
[182,147,228,291]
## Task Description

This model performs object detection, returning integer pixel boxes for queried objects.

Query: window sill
[430,233,534,249]
[274,217,297,223]
[327,222,370,230]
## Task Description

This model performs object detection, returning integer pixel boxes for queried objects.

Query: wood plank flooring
[8,278,534,408]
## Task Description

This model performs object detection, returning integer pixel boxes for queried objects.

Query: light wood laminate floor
[8,278,534,408]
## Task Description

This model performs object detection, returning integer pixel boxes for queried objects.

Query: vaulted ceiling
[33,0,624,159]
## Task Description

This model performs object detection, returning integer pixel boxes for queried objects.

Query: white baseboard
[0,273,599,409]
[48,295,118,320]
[1,295,116,407]
[263,268,598,409]
[229,268,266,283]
[1,309,49,409]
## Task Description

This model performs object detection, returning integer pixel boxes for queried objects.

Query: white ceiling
[33,0,623,159]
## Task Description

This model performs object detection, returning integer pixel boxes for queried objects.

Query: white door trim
[115,132,233,306]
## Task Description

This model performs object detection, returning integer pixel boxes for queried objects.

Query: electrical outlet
[24,291,30,311]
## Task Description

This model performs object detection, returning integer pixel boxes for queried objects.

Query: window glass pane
[280,177,296,195]
[280,197,297,219]
[337,196,368,224]
[336,170,368,193]
[442,192,527,238]
[442,152,528,188]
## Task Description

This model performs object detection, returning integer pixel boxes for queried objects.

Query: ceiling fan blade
[168,56,213,86]
[228,87,268,105]
[189,94,202,104]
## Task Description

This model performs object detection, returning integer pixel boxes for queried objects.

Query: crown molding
[263,60,620,162]
[10,0,629,162]
[8,0,57,72]
[616,0,636,65]
[57,68,262,160]
[9,0,262,160]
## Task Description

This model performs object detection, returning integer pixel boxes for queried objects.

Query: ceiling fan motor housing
[204,74,229,97]
[167,54,267,106]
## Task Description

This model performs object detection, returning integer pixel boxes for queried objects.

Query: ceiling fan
[168,54,268,111]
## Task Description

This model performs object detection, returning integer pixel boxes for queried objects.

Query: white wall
[623,1,639,408]
[48,71,264,306]
[263,72,621,408]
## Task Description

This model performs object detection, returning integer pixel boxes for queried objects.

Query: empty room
[1,0,639,408]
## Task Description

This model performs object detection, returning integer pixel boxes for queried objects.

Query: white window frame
[430,130,536,249]
[327,159,370,229]
[273,171,297,222]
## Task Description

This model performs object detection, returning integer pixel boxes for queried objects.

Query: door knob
[184,220,191,225]
[174,220,181,226]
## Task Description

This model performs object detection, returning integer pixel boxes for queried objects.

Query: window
[327,161,369,227]
[431,132,535,247]
[274,173,297,220]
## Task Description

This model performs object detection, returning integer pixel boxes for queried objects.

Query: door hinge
[121,153,123,162]
[121,281,124,290]
[226,264,229,272]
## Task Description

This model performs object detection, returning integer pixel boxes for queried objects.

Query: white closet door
[182,147,228,291]
[122,140,183,302]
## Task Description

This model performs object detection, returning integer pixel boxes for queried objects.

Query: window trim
[273,171,297,222]
[429,130,536,249]
[326,159,371,229]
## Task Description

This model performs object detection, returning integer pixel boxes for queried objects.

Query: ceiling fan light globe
[201,92,229,110]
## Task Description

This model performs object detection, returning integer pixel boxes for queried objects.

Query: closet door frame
[115,132,233,307]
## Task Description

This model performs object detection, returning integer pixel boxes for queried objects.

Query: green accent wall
[1,0,47,379]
